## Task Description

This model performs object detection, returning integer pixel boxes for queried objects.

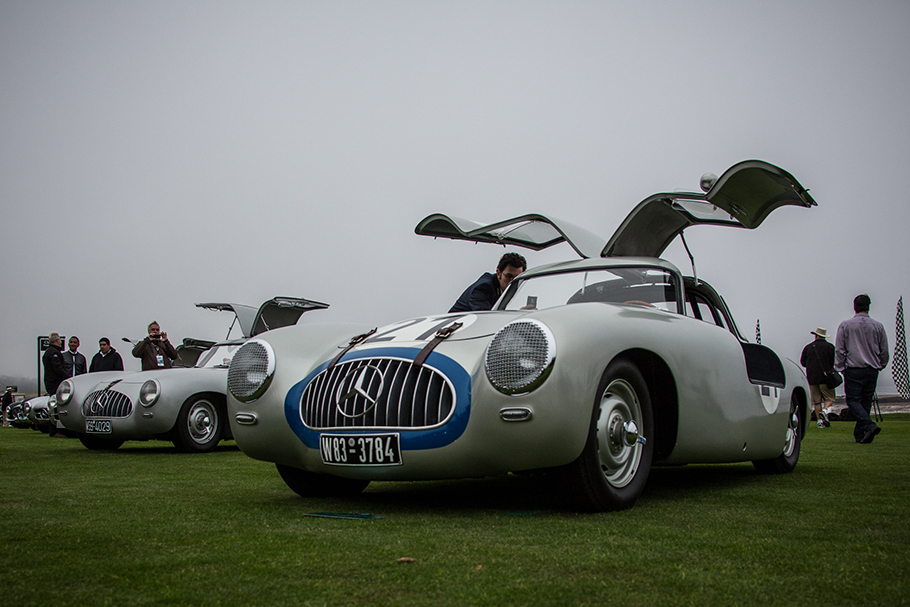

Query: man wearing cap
[835,294,890,444]
[800,328,836,429]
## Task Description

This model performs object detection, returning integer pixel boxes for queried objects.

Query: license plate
[320,433,402,466]
[86,419,112,434]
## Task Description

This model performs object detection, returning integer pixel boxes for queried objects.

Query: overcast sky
[1,0,907,393]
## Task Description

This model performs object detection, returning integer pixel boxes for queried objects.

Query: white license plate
[86,419,112,434]
[320,433,402,466]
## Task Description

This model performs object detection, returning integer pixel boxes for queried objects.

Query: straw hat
[811,327,830,339]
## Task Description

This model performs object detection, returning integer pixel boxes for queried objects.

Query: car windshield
[195,343,244,369]
[499,267,680,313]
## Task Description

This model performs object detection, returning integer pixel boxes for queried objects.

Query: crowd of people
[34,321,175,437]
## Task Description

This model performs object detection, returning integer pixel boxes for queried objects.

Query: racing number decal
[363,314,476,344]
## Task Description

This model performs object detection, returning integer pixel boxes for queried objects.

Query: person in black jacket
[449,252,527,313]
[42,333,68,397]
[62,336,88,377]
[89,337,124,372]
[800,327,836,428]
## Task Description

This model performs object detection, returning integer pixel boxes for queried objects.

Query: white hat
[811,327,830,339]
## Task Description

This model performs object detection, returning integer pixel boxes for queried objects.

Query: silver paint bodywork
[228,160,814,485]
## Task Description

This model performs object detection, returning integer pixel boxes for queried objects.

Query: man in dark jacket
[449,252,527,313]
[132,321,178,370]
[42,333,68,396]
[800,327,836,429]
[62,336,88,377]
[90,337,125,372]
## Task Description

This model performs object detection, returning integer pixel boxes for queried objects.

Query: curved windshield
[499,267,680,313]
[195,343,244,369]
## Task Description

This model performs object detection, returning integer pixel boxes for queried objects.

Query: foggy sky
[1,0,908,392]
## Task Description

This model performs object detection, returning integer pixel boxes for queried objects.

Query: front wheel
[173,395,224,453]
[563,358,654,512]
[753,393,802,474]
[277,464,370,497]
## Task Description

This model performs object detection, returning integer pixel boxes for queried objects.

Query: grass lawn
[2,416,909,607]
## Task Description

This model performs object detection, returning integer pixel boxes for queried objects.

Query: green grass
[2,417,909,607]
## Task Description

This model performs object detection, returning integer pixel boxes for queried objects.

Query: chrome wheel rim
[187,399,218,444]
[595,378,643,488]
[782,401,799,457]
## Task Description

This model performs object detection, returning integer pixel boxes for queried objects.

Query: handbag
[812,341,842,388]
[825,368,843,389]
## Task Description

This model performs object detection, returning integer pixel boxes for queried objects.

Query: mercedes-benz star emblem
[91,392,108,414]
[335,364,384,419]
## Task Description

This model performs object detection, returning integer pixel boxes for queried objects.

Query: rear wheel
[173,395,224,453]
[79,434,124,450]
[564,358,654,511]
[277,464,370,497]
[753,394,802,474]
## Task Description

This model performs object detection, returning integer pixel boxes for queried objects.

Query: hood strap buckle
[412,322,463,369]
[327,327,377,372]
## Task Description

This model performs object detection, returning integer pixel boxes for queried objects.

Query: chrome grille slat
[301,356,455,430]
[82,389,133,418]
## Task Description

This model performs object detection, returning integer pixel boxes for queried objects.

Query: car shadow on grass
[270,462,773,515]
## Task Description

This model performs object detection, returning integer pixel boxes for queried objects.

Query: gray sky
[2,1,908,392]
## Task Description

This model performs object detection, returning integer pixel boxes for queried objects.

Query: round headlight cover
[57,380,73,405]
[139,379,160,407]
[228,339,275,403]
[485,319,556,395]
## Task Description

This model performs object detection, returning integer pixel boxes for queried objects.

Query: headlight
[485,319,556,395]
[139,379,160,407]
[57,380,73,405]
[228,339,275,403]
[23,403,31,414]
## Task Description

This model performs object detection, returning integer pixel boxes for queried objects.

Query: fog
[1,1,908,393]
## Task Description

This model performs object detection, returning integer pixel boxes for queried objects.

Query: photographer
[131,321,178,371]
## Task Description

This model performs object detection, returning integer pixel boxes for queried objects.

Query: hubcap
[187,400,218,444]
[782,402,799,457]
[595,378,643,488]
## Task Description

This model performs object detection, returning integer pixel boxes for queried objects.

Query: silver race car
[54,297,328,452]
[226,160,815,511]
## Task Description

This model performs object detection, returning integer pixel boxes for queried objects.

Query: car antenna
[680,231,699,285]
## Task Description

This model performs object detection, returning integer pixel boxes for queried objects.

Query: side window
[692,294,726,329]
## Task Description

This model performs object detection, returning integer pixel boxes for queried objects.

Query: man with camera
[131,321,178,371]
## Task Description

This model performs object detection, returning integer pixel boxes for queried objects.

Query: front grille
[301,357,455,430]
[83,390,133,418]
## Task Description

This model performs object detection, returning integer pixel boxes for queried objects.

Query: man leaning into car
[449,252,527,313]
[132,321,178,370]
